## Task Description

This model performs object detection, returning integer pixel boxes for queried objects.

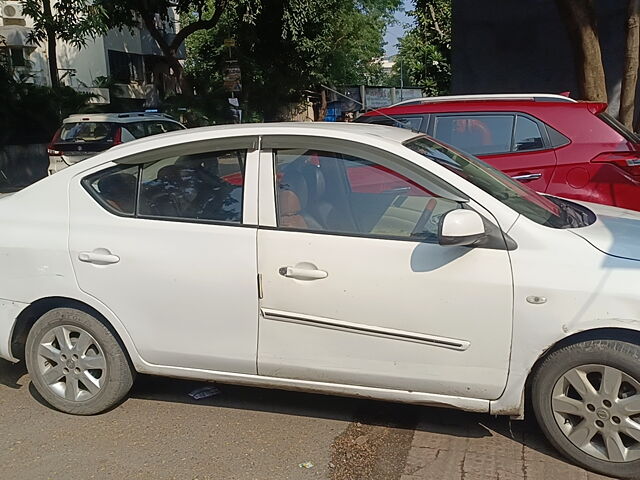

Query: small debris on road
[298,461,315,469]
[188,385,221,400]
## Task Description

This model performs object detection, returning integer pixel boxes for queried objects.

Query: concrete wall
[452,0,635,119]
[0,144,47,191]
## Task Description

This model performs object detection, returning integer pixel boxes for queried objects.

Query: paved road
[0,359,613,480]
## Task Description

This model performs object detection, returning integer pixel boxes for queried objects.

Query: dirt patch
[330,402,418,480]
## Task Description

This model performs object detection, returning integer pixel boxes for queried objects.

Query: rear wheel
[25,308,134,415]
[532,339,640,478]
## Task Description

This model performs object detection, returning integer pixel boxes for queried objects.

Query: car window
[513,115,544,151]
[405,135,595,229]
[365,115,423,131]
[84,165,139,215]
[122,122,147,139]
[59,122,115,143]
[138,149,245,223]
[274,149,460,241]
[432,115,514,155]
[145,121,180,136]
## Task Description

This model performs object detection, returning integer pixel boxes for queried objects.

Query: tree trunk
[42,0,59,88]
[555,0,607,102]
[620,0,640,129]
[318,89,328,121]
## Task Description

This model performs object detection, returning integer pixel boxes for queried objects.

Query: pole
[400,58,404,101]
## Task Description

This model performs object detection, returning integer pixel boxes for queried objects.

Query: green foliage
[395,0,451,95]
[20,0,108,47]
[0,64,94,145]
[186,0,400,121]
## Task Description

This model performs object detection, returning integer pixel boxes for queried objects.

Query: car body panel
[360,100,640,210]
[0,123,639,418]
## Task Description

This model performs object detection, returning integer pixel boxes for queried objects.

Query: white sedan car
[1,123,639,477]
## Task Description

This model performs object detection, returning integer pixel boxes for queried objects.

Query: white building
[0,0,183,108]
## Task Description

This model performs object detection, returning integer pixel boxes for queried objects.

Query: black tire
[532,339,640,479]
[25,307,134,415]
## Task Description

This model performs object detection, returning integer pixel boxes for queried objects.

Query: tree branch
[170,0,227,50]
[141,12,172,56]
[427,3,444,39]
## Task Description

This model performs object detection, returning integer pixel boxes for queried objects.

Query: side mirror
[438,209,486,247]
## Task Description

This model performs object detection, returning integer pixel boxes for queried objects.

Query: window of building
[138,149,245,223]
[274,149,460,241]
[432,115,515,155]
[108,50,144,84]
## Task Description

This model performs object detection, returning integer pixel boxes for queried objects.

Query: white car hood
[571,201,640,261]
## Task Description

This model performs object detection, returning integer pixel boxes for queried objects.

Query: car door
[430,113,557,192]
[256,136,514,400]
[68,138,260,373]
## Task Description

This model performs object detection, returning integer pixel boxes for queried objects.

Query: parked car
[358,93,640,211]
[2,123,640,478]
[47,112,186,175]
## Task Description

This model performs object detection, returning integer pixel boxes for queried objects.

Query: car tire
[25,307,134,415]
[532,339,640,479]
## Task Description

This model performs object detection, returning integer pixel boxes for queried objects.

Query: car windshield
[59,122,115,143]
[404,136,594,228]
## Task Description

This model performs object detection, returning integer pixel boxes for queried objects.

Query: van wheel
[25,308,134,415]
[532,339,640,478]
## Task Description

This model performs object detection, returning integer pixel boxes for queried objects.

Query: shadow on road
[0,359,26,389]
[1,359,563,465]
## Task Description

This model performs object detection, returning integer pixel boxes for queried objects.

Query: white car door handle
[78,250,120,265]
[279,266,328,280]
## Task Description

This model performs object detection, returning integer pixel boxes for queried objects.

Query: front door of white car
[257,137,514,399]
[68,139,260,373]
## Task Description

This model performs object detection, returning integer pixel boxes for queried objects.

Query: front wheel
[25,308,134,415]
[532,339,640,478]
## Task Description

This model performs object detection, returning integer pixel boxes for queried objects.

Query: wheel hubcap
[552,364,640,462]
[36,325,107,402]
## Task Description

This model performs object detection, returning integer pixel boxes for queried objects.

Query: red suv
[358,94,640,211]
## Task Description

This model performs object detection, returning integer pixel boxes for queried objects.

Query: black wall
[452,0,630,117]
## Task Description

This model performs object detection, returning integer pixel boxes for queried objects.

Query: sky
[384,0,414,57]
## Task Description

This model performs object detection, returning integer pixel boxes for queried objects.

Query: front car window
[404,136,595,228]
[274,148,460,241]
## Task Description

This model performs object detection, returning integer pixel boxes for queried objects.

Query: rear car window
[84,165,139,215]
[598,112,640,143]
[59,122,115,143]
[513,115,544,151]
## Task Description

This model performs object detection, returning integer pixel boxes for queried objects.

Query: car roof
[63,112,181,124]
[87,122,420,165]
[390,93,578,107]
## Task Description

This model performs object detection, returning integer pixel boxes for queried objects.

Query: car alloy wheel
[551,364,640,462]
[36,324,107,402]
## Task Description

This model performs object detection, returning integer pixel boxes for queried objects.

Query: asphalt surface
[0,359,615,480]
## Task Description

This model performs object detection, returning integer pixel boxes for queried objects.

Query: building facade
[0,0,183,108]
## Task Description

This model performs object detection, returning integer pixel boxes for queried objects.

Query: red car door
[431,113,557,193]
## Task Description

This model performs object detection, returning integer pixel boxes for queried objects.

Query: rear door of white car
[68,137,260,373]
[256,136,514,400]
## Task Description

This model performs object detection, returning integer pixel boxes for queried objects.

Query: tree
[185,0,399,120]
[555,0,607,102]
[93,0,257,93]
[620,0,640,128]
[395,0,451,96]
[20,0,108,88]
